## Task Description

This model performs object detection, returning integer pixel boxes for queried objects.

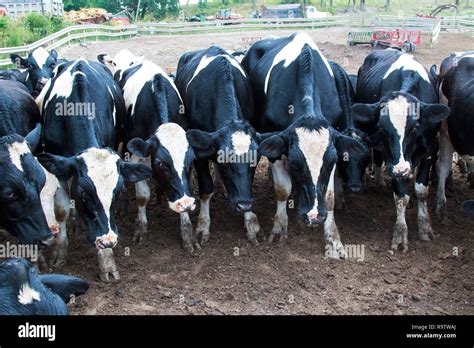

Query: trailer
[347,29,421,53]
[261,4,303,19]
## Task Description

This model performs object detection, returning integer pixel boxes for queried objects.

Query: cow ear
[50,49,58,60]
[97,54,115,70]
[25,123,42,153]
[39,274,90,304]
[257,133,287,162]
[186,129,217,159]
[36,153,76,181]
[351,102,380,127]
[120,161,152,183]
[10,54,26,68]
[420,103,450,124]
[334,131,368,161]
[127,138,155,158]
[463,200,474,219]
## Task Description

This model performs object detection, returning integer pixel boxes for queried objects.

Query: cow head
[37,148,151,249]
[336,128,370,193]
[127,123,196,213]
[0,130,56,247]
[187,120,260,212]
[352,92,449,178]
[258,117,367,225]
[0,257,89,315]
[97,49,144,75]
[11,48,58,95]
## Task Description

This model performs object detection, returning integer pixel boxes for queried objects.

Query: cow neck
[65,118,100,155]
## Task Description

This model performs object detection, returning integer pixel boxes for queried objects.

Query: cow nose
[392,161,411,178]
[348,184,362,193]
[176,197,196,213]
[306,210,326,225]
[237,201,253,212]
[49,224,60,236]
[95,233,118,249]
[38,235,55,248]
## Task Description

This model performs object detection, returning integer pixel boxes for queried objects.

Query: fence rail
[0,14,472,67]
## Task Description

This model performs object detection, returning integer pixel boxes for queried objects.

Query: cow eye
[3,190,17,200]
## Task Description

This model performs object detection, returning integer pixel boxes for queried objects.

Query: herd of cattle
[0,32,472,314]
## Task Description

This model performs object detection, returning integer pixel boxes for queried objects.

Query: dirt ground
[7,29,474,315]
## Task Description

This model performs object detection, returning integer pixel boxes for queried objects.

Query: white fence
[0,14,472,67]
[0,24,137,67]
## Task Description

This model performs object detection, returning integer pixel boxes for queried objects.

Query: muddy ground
[4,29,473,315]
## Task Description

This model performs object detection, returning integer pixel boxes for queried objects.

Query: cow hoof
[419,228,436,241]
[391,224,408,253]
[325,241,347,259]
[247,235,260,246]
[50,257,67,268]
[100,271,120,283]
[278,234,288,245]
[133,222,147,244]
[183,242,202,256]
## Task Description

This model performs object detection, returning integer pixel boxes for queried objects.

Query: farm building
[0,0,64,18]
[261,4,303,19]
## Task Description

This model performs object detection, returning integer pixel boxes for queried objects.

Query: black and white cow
[175,46,263,246]
[351,49,450,252]
[0,258,89,315]
[241,32,367,258]
[98,50,200,254]
[0,132,56,247]
[434,51,474,220]
[10,47,60,97]
[35,59,151,281]
[0,80,66,258]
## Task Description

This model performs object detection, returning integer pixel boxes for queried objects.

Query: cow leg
[374,149,384,186]
[131,154,151,244]
[435,120,454,221]
[391,179,409,253]
[415,158,435,241]
[463,155,474,189]
[98,248,120,282]
[180,212,201,256]
[133,179,150,244]
[324,165,347,259]
[268,158,291,244]
[195,159,213,245]
[334,169,345,210]
[50,183,70,267]
[244,211,261,246]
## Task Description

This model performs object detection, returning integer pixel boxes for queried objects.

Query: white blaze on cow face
[113,49,144,74]
[78,148,120,244]
[155,123,195,213]
[383,54,430,82]
[386,95,411,175]
[123,61,182,116]
[31,47,50,69]
[264,32,333,94]
[231,131,251,156]
[18,283,41,305]
[186,54,246,91]
[295,127,330,218]
[7,140,30,172]
[39,165,60,234]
